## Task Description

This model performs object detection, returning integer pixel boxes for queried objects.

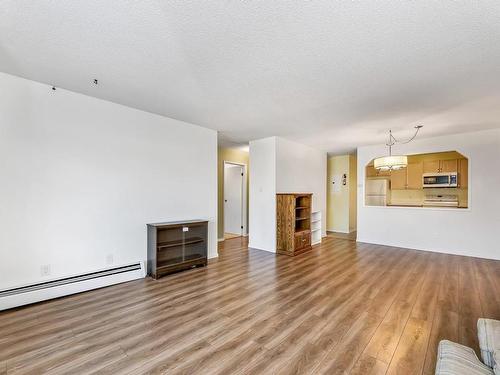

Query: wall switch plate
[40,264,51,276]
[106,254,114,265]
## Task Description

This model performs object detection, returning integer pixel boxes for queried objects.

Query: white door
[224,164,244,235]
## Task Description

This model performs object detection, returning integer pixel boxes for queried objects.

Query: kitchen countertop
[387,203,466,208]
[367,204,470,211]
[387,203,423,207]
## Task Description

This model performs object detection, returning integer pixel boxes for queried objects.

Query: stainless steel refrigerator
[365,179,390,206]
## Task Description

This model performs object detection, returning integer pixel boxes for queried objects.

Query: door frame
[223,161,248,237]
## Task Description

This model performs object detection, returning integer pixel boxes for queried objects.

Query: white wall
[357,128,500,260]
[276,137,327,236]
[0,72,218,291]
[249,137,276,252]
[348,154,357,233]
[249,137,327,253]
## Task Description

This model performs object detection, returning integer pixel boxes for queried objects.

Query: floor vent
[0,263,145,310]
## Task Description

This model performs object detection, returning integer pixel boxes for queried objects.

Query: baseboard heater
[0,262,145,311]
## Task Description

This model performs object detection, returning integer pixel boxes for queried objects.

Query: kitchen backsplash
[390,188,468,207]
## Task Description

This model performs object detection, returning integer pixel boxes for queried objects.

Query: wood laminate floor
[223,232,241,240]
[327,231,357,241]
[1,237,500,374]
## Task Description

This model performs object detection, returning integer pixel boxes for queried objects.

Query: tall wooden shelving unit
[276,193,312,256]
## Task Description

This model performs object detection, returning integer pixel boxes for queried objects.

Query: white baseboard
[0,263,145,311]
[327,228,349,234]
[248,243,276,253]
[219,234,248,241]
[327,228,356,234]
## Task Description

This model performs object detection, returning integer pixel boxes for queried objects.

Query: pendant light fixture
[374,125,423,171]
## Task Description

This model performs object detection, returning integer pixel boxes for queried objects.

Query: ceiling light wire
[385,125,423,153]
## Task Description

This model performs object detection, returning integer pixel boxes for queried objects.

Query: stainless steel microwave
[422,172,458,188]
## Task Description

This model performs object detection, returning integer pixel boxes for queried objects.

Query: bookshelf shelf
[147,220,208,279]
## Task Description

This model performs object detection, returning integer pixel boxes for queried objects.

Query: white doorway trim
[223,161,248,237]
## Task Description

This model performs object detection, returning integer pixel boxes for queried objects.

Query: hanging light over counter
[374,126,423,171]
[374,155,408,171]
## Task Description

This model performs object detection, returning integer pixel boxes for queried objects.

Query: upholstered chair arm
[435,340,494,375]
[478,319,500,368]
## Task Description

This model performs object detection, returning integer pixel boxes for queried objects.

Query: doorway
[223,162,247,239]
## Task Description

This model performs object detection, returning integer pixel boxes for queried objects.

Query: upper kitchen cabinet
[423,160,440,174]
[366,165,390,177]
[424,159,458,173]
[389,162,423,190]
[366,165,376,177]
[390,168,407,189]
[440,159,458,173]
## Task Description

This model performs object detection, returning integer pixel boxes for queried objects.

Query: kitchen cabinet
[423,159,457,173]
[423,160,440,173]
[390,162,423,190]
[440,159,458,173]
[366,165,390,177]
[390,168,407,190]
[458,158,468,188]
[366,166,377,177]
[407,163,424,189]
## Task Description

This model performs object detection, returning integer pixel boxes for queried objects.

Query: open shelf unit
[311,211,322,245]
[147,220,208,279]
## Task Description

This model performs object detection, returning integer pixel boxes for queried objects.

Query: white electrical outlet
[40,264,51,277]
[106,254,114,265]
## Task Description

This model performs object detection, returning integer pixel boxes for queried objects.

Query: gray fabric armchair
[435,319,500,375]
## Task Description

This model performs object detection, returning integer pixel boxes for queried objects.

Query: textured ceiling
[2,1,500,153]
